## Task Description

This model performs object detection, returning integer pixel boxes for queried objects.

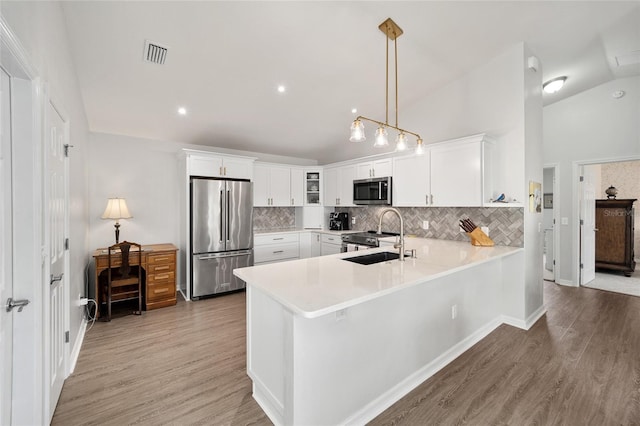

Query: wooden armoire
[595,199,636,276]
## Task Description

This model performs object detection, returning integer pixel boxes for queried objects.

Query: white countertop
[234,237,522,319]
[253,227,356,236]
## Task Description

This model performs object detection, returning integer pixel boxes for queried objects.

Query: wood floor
[53,282,640,425]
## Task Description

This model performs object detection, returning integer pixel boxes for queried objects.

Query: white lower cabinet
[321,234,342,256]
[254,233,300,265]
[299,232,322,259]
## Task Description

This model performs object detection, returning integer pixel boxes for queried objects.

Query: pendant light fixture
[349,18,423,155]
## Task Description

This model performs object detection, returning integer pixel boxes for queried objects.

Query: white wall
[1,2,90,423]
[522,44,544,318]
[544,76,640,285]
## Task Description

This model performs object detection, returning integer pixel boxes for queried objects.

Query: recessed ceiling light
[177,107,187,115]
[277,85,286,93]
[351,108,357,114]
[542,76,567,94]
[612,90,625,99]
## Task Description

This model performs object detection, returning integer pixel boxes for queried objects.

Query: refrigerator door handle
[227,189,231,242]
[197,250,252,260]
[219,190,224,243]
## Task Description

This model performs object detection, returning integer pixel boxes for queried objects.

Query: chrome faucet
[377,207,405,261]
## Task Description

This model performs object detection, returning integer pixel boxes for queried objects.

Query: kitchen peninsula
[234,238,527,425]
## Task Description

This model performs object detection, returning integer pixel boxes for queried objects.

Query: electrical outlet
[335,309,347,321]
[352,216,356,225]
[459,225,466,233]
[422,220,429,230]
[561,217,569,225]
[481,226,489,236]
[451,304,458,319]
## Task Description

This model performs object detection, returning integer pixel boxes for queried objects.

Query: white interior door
[47,100,68,420]
[0,65,14,426]
[580,165,597,285]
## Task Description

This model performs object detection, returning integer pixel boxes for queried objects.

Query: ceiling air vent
[143,40,168,65]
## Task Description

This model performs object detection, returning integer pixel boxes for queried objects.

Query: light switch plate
[561,217,569,225]
[422,220,429,230]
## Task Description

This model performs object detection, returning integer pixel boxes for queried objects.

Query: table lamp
[101,198,132,244]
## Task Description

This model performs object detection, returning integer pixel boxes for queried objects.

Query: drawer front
[254,242,299,263]
[148,262,175,274]
[321,234,341,245]
[148,252,176,265]
[147,281,176,302]
[254,233,299,246]
[147,271,175,285]
[96,254,143,269]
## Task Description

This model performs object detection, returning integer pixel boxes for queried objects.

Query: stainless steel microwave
[353,177,392,205]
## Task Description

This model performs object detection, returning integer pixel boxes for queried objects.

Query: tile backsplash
[339,206,524,247]
[253,207,296,230]
[252,205,524,247]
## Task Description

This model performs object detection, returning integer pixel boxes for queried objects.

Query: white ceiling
[61,1,640,164]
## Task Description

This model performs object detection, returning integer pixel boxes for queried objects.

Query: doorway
[579,159,640,296]
[543,165,558,282]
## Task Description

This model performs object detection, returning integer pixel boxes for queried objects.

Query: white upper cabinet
[356,158,393,179]
[183,149,255,180]
[393,153,431,207]
[290,168,304,207]
[254,163,294,207]
[324,164,356,206]
[304,169,322,206]
[186,151,255,180]
[391,134,493,207]
[430,136,489,207]
[323,167,338,207]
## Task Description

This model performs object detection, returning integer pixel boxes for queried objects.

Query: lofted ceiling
[61,1,640,164]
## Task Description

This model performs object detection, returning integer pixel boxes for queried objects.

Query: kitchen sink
[342,251,400,265]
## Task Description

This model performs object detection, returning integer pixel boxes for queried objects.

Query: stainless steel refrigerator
[190,177,253,299]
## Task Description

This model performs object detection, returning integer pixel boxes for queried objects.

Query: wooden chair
[103,241,142,321]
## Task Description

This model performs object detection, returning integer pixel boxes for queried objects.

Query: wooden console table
[93,243,178,316]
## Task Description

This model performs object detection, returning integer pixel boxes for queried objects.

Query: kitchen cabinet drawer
[147,281,176,302]
[255,242,300,264]
[321,234,341,245]
[147,271,175,285]
[255,233,299,245]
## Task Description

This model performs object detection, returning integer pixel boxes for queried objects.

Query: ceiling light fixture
[177,107,187,115]
[349,18,423,155]
[542,76,567,94]
[277,85,286,93]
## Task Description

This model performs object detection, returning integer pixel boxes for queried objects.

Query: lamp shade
[101,198,132,220]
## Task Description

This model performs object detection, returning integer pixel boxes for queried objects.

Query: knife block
[466,228,495,247]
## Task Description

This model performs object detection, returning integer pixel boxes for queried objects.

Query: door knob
[6,298,30,313]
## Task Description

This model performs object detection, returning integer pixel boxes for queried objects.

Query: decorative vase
[605,185,618,199]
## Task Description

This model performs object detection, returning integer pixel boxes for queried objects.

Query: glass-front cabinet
[304,169,322,205]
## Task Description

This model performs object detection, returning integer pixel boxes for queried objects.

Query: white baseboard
[69,318,87,375]
[556,278,576,287]
[502,305,546,330]
[343,317,503,426]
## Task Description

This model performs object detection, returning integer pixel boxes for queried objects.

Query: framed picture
[529,181,542,213]
[543,193,553,209]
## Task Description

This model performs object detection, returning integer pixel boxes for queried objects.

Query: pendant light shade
[347,18,423,154]
[373,126,389,147]
[415,138,425,156]
[349,118,366,142]
[395,132,407,151]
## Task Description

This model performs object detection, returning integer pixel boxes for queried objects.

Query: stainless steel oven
[353,177,392,205]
